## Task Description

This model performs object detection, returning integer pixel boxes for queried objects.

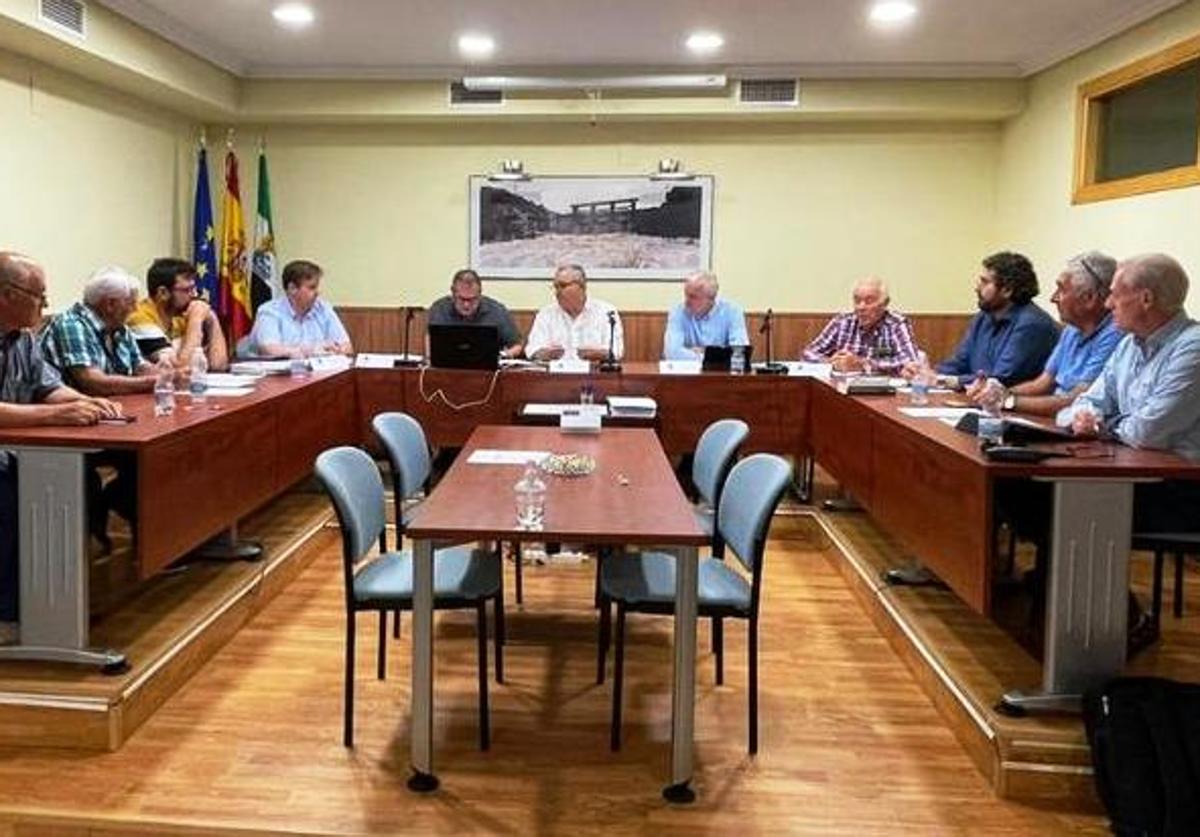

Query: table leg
[408,537,437,791]
[665,544,698,803]
[0,448,125,672]
[1000,480,1134,715]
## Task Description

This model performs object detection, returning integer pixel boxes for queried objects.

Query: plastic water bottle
[153,361,175,417]
[289,354,311,378]
[910,351,933,406]
[730,345,745,376]
[514,462,547,530]
[188,348,208,407]
[977,378,1005,445]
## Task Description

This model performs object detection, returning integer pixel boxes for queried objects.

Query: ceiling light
[869,1,918,26]
[272,3,315,28]
[459,33,496,60]
[685,32,724,55]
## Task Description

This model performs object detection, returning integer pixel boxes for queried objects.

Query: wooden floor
[0,504,1108,835]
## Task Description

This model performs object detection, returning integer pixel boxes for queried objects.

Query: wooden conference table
[405,425,709,801]
[0,369,357,670]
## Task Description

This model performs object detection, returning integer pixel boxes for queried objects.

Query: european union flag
[192,147,219,305]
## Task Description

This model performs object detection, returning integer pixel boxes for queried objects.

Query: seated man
[427,268,523,358]
[525,264,623,362]
[973,251,1122,416]
[40,266,158,394]
[803,276,919,374]
[662,271,748,360]
[928,251,1059,387]
[248,259,353,358]
[0,252,123,646]
[127,258,229,371]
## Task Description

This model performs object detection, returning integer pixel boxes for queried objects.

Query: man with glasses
[913,251,1058,388]
[525,264,624,362]
[127,258,229,371]
[803,276,919,374]
[427,268,523,358]
[0,252,124,645]
[970,251,1122,416]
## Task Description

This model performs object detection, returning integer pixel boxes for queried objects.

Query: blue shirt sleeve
[663,305,692,360]
[989,308,1058,386]
[1043,330,1067,377]
[324,306,351,346]
[250,305,283,351]
[1076,323,1123,385]
[726,303,749,348]
[1114,333,1200,451]
[936,315,977,379]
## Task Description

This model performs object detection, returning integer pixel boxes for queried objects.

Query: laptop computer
[428,324,501,370]
[702,344,753,373]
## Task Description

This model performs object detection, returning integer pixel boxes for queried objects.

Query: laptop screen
[428,324,501,370]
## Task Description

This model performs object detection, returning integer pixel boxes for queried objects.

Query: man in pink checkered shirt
[802,277,921,374]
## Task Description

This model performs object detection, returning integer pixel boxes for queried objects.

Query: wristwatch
[1003,393,1017,411]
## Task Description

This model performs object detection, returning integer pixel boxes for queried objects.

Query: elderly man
[930,251,1059,387]
[525,264,624,362]
[41,266,159,394]
[127,258,228,371]
[662,271,748,360]
[0,253,123,645]
[427,268,523,358]
[249,259,353,358]
[976,251,1122,416]
[803,277,919,374]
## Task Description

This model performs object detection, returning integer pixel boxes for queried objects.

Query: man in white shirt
[525,264,624,362]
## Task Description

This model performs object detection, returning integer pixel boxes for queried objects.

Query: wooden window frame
[1073,33,1200,204]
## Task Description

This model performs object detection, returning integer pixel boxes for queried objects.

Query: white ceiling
[95,0,1186,80]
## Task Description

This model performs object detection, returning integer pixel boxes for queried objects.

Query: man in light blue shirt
[662,272,749,361]
[249,259,353,358]
[1062,252,1200,532]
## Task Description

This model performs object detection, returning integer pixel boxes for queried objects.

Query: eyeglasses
[453,294,481,305]
[5,282,48,306]
[1078,257,1102,287]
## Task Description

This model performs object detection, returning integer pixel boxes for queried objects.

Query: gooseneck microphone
[599,309,622,373]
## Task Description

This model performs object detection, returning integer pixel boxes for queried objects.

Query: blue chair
[315,446,503,750]
[597,453,792,754]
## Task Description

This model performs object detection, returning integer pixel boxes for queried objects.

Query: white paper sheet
[606,396,657,416]
[202,388,255,398]
[658,360,702,375]
[466,449,550,465]
[899,407,976,420]
[786,362,833,379]
[204,373,258,389]
[522,403,608,417]
[548,358,590,374]
[354,352,422,368]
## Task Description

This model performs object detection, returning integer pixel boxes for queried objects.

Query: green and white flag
[250,146,279,313]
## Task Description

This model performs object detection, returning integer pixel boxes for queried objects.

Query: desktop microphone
[394,305,424,368]
[599,310,622,373]
[756,307,786,375]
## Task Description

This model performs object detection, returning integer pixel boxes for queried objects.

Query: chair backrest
[717,453,793,587]
[692,418,750,508]
[372,412,432,501]
[315,446,387,567]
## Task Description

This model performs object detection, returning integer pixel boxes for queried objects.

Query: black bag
[1083,677,1200,836]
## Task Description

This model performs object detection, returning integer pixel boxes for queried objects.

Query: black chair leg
[713,617,724,685]
[611,604,626,752]
[748,618,758,756]
[344,614,356,748]
[514,542,524,605]
[377,611,387,680]
[393,609,402,640]
[1152,550,1166,626]
[477,602,490,751]
[1174,552,1185,619]
[494,590,505,684]
[597,597,611,685]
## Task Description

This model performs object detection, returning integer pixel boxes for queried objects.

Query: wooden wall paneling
[355,369,407,447]
[808,382,875,506]
[273,373,359,492]
[402,368,509,447]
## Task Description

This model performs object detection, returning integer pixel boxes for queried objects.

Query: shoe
[1127,610,1160,657]
[883,564,940,586]
[0,621,18,646]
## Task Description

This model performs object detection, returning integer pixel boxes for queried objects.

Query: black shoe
[1127,610,1161,657]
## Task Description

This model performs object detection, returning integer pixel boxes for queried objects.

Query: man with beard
[127,258,229,371]
[922,251,1059,388]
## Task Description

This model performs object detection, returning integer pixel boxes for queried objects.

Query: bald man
[803,277,920,374]
[663,271,749,361]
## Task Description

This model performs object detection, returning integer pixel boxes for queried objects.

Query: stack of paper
[658,360,702,375]
[230,359,292,376]
[205,373,258,389]
[606,396,657,417]
[522,403,609,417]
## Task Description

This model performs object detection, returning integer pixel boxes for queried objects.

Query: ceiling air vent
[449,81,503,106]
[738,79,798,106]
[40,0,86,37]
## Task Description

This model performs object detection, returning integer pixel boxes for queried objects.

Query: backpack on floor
[1082,677,1200,837]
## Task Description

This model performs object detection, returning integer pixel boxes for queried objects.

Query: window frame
[1073,33,1200,204]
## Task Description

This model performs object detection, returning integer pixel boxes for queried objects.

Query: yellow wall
[219,121,1000,313]
[0,45,191,311]
[995,0,1200,312]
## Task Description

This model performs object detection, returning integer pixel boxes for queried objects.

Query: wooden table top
[407,425,709,546]
[0,369,351,449]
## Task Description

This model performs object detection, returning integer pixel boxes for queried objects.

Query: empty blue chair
[315,446,503,750]
[691,418,751,560]
[597,453,792,754]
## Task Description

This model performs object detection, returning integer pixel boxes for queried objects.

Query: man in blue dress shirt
[662,272,748,361]
[249,260,353,358]
[933,251,1059,388]
[976,251,1122,416]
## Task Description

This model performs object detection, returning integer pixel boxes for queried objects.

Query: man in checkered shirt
[802,277,921,374]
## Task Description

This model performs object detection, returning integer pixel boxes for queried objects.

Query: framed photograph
[469,174,714,281]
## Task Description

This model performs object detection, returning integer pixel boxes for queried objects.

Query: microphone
[756,307,786,375]
[758,308,773,335]
[600,310,621,372]
[395,304,424,368]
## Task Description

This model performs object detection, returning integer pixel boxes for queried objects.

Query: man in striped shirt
[802,277,920,374]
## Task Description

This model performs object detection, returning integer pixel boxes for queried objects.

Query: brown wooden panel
[400,367,509,448]
[808,381,874,505]
[355,368,406,448]
[653,374,792,456]
[273,373,358,491]
[336,306,972,366]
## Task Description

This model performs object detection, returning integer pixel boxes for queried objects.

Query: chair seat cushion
[1132,532,1200,550]
[353,546,500,605]
[599,551,751,613]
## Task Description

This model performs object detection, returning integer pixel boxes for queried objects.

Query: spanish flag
[218,148,253,341]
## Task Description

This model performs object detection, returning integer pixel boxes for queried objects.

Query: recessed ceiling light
[272,3,315,28]
[458,33,496,60]
[869,1,918,27]
[686,31,724,55]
